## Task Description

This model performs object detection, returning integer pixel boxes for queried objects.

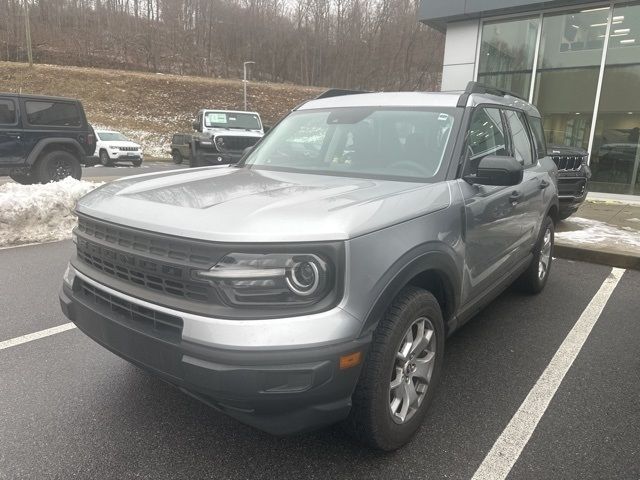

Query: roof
[298,92,462,110]
[0,92,80,102]
[199,109,261,116]
[296,90,542,117]
[419,0,605,30]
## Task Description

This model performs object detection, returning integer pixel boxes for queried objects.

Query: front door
[0,97,24,166]
[458,107,527,304]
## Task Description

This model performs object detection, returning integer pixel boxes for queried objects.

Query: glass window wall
[532,8,609,150]
[477,17,540,99]
[590,3,640,195]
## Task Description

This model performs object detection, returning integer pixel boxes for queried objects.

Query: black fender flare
[26,138,84,166]
[360,243,462,337]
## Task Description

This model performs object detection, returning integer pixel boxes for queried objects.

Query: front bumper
[558,166,591,211]
[59,270,368,435]
[194,148,242,166]
[110,151,143,161]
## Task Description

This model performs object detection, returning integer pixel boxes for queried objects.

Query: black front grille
[118,146,138,152]
[215,135,260,152]
[558,178,587,196]
[77,278,183,340]
[76,216,218,303]
[551,155,584,171]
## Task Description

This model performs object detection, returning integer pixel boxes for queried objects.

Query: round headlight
[286,260,320,296]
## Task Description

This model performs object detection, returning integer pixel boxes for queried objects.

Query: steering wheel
[389,160,432,176]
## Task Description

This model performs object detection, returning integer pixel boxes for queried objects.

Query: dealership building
[420,0,640,197]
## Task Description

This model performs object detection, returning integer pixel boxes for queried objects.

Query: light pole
[243,61,255,111]
[24,0,33,67]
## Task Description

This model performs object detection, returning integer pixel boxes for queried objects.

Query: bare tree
[0,0,444,90]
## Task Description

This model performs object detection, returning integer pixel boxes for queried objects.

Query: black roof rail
[456,81,526,107]
[315,88,371,100]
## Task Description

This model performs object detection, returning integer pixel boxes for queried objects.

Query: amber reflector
[339,351,362,370]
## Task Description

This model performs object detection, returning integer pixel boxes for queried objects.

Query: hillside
[0,62,323,158]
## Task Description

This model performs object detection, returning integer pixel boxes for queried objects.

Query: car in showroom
[60,83,559,451]
[94,130,143,166]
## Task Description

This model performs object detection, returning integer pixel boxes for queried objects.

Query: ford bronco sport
[190,109,264,167]
[0,93,95,184]
[60,83,559,451]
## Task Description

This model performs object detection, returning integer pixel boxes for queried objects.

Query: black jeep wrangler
[0,93,96,184]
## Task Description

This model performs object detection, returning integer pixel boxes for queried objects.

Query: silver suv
[60,83,559,451]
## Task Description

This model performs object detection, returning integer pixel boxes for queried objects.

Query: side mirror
[464,155,523,186]
[192,121,201,132]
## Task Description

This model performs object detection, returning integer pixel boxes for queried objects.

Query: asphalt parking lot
[1,241,638,480]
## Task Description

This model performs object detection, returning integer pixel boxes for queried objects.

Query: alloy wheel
[49,158,73,181]
[538,227,552,280]
[389,317,437,424]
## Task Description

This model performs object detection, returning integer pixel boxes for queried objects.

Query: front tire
[172,150,183,164]
[99,150,112,167]
[516,216,554,294]
[34,151,82,183]
[346,286,445,451]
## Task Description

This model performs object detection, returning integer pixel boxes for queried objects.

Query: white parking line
[471,267,625,480]
[0,323,76,351]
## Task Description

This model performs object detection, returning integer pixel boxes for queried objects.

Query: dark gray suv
[60,83,559,450]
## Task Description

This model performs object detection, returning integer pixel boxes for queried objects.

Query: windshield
[244,107,457,181]
[98,132,129,142]
[204,111,261,130]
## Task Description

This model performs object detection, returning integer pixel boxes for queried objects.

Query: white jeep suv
[95,130,143,167]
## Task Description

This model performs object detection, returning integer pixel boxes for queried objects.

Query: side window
[25,101,81,127]
[504,110,534,166]
[0,98,17,125]
[464,107,508,175]
[528,115,547,159]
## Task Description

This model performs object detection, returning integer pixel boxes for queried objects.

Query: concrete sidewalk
[555,201,640,270]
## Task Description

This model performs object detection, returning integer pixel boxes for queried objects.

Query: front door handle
[7,133,20,139]
[539,179,550,189]
[509,191,522,205]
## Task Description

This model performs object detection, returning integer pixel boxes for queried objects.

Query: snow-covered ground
[556,217,640,250]
[0,178,102,247]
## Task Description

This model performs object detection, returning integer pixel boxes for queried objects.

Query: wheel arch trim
[26,138,84,166]
[360,244,461,338]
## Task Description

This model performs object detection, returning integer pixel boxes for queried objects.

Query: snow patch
[0,178,102,247]
[557,217,640,249]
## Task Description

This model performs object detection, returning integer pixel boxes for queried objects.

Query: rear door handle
[539,179,550,189]
[7,133,20,139]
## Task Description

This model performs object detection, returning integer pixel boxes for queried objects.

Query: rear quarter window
[528,116,547,159]
[0,98,17,125]
[25,100,82,127]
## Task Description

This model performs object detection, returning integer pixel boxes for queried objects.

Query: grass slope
[0,62,322,158]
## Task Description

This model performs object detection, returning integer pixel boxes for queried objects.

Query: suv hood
[76,167,451,242]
